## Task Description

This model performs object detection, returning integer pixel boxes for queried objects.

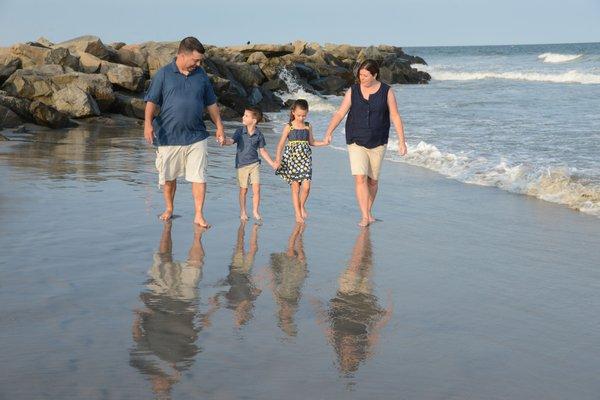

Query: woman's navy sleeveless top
[345,82,391,148]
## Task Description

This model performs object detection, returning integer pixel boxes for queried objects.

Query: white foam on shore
[538,52,583,63]
[332,139,600,216]
[411,64,600,84]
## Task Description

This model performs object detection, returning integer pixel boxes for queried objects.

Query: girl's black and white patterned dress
[276,122,312,184]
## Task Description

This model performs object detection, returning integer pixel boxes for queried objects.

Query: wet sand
[1,118,599,399]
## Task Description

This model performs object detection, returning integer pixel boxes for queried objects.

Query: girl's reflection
[269,223,308,337]
[314,227,392,375]
[130,222,218,398]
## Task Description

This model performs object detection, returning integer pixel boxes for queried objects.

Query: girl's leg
[299,180,311,219]
[239,187,249,220]
[354,175,370,227]
[290,182,304,223]
[367,177,379,222]
[251,183,261,220]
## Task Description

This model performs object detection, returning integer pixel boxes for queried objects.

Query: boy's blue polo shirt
[233,126,266,168]
[144,60,217,146]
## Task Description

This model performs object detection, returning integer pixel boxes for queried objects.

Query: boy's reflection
[215,221,262,328]
[314,227,392,375]
[269,223,308,337]
[130,222,218,398]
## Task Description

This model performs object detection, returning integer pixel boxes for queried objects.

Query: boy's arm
[259,148,276,168]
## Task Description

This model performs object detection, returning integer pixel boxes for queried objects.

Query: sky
[0,0,599,48]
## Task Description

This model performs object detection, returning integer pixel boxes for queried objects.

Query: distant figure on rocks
[324,59,408,227]
[144,36,225,227]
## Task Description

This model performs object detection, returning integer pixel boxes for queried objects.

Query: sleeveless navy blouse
[345,83,391,148]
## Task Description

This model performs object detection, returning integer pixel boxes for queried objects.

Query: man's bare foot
[159,210,173,221]
[301,208,308,219]
[240,213,249,221]
[358,218,370,227]
[194,214,211,228]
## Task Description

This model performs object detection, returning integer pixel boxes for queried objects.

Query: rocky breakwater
[0,36,429,129]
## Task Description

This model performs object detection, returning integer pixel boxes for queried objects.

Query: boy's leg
[160,180,177,220]
[251,183,261,220]
[291,181,303,223]
[299,180,311,219]
[239,187,249,220]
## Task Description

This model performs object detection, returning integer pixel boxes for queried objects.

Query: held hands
[215,129,225,146]
[272,159,281,170]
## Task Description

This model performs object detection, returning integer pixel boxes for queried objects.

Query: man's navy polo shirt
[144,60,217,146]
[232,126,266,168]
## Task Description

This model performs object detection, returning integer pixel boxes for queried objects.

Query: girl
[275,99,327,223]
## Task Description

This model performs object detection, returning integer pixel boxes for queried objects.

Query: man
[144,36,225,227]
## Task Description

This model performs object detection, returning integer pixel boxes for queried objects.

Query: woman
[324,59,407,227]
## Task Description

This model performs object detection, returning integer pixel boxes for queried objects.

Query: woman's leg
[367,177,379,222]
[291,182,304,223]
[299,180,311,219]
[354,175,370,227]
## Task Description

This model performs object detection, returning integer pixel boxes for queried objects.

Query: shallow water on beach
[1,120,600,399]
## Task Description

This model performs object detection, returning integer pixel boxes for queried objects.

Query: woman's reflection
[269,223,308,337]
[130,222,218,398]
[314,227,392,375]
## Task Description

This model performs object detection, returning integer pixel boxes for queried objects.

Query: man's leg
[192,182,209,227]
[160,180,177,221]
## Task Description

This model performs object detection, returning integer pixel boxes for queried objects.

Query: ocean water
[271,42,600,217]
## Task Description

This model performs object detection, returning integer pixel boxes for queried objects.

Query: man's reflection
[215,221,262,328]
[314,227,392,375]
[130,222,218,398]
[269,223,308,337]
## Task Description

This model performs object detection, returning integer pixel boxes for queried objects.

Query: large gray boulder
[0,90,72,128]
[54,35,111,60]
[225,44,294,57]
[44,48,79,70]
[0,54,21,84]
[309,76,347,94]
[50,72,115,110]
[52,86,101,118]
[226,62,266,88]
[99,61,145,91]
[140,41,178,77]
[10,43,51,68]
[357,46,385,63]
[111,92,145,119]
[246,51,268,65]
[1,67,62,102]
[115,44,148,70]
[0,104,24,128]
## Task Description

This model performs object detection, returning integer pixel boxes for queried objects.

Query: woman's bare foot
[301,208,308,220]
[368,215,376,223]
[358,218,370,227]
[240,212,249,221]
[194,214,211,228]
[159,209,173,221]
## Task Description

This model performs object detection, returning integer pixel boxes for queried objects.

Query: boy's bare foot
[240,213,249,221]
[358,218,370,227]
[194,214,211,228]
[301,209,308,219]
[159,209,173,221]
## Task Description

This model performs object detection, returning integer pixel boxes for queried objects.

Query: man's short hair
[178,37,206,54]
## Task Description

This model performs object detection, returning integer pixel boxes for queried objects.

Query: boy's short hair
[245,106,263,123]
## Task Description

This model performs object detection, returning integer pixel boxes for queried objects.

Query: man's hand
[398,141,407,156]
[144,124,154,145]
[215,128,225,146]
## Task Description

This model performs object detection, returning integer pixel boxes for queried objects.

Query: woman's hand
[398,141,407,156]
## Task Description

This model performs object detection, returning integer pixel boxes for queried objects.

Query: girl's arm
[275,125,291,163]
[259,148,276,169]
[324,88,352,144]
[387,89,407,156]
[308,125,327,147]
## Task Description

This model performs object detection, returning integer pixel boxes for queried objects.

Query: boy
[223,107,276,221]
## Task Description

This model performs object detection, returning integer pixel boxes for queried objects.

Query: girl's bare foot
[358,218,370,227]
[194,214,211,228]
[159,209,173,221]
[301,208,308,219]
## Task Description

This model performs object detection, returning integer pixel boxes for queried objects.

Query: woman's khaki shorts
[347,143,387,180]
[237,162,260,188]
[155,139,207,185]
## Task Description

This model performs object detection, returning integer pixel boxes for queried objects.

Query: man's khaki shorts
[347,143,387,180]
[237,162,260,188]
[155,139,207,185]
